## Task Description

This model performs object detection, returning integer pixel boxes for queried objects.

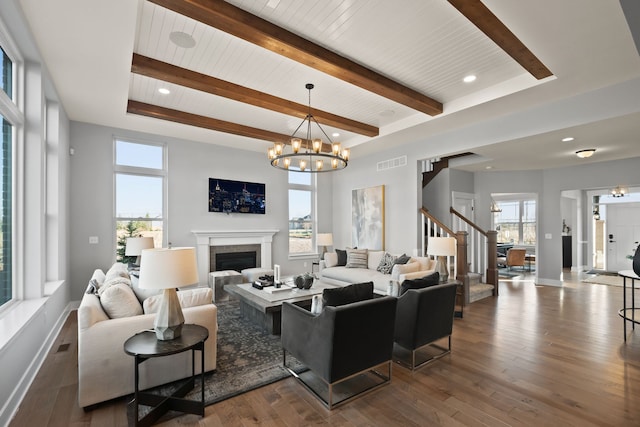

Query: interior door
[452,192,476,273]
[606,204,640,272]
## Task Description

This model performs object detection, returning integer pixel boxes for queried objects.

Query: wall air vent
[377,155,407,172]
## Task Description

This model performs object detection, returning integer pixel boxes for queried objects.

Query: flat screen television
[208,178,266,214]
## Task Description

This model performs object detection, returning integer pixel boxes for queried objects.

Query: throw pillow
[99,282,143,319]
[335,249,347,266]
[98,276,132,297]
[322,281,374,307]
[367,251,385,270]
[400,272,441,295]
[143,288,213,314]
[85,278,99,294]
[346,248,368,268]
[105,262,130,281]
[394,254,411,265]
[377,252,398,274]
[324,252,338,268]
[130,274,162,304]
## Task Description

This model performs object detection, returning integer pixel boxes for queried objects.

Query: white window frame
[0,17,23,313]
[288,171,317,259]
[493,197,537,246]
[113,138,168,260]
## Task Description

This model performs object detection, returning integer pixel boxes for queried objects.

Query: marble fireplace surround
[192,230,278,287]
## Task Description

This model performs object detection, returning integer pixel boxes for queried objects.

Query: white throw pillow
[324,252,338,268]
[391,261,421,281]
[411,256,433,271]
[143,288,213,314]
[99,282,143,319]
[367,251,385,270]
[105,262,130,281]
[97,275,132,297]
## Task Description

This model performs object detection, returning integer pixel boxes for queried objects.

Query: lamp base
[435,256,449,283]
[154,288,185,340]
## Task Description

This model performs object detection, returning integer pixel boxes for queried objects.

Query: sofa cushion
[99,282,143,319]
[367,251,385,270]
[346,248,368,268]
[130,274,162,303]
[391,261,420,280]
[324,252,338,268]
[411,256,434,271]
[143,288,213,314]
[335,249,347,266]
[322,281,374,307]
[400,272,441,295]
[376,252,398,274]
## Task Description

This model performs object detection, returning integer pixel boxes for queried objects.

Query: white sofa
[319,250,437,294]
[78,264,218,408]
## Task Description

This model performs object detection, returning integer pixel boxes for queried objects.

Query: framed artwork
[352,185,385,250]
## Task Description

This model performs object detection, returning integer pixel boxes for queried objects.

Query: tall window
[288,170,315,256]
[494,199,536,245]
[114,140,166,262]
[0,43,16,308]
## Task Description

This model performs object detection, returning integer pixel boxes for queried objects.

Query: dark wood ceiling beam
[447,0,553,79]
[131,54,378,137]
[127,100,333,152]
[147,0,443,116]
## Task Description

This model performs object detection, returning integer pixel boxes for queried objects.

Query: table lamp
[138,247,199,340]
[317,233,333,260]
[426,237,456,283]
[125,236,154,266]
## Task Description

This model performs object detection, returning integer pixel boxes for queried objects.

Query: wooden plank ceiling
[128,0,552,151]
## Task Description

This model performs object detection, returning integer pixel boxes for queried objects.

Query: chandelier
[611,185,628,198]
[267,84,349,172]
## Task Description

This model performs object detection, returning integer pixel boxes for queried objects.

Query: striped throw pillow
[346,248,368,268]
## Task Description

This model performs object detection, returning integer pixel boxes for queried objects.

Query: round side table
[124,324,209,427]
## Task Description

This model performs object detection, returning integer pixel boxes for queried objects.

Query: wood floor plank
[9,271,640,426]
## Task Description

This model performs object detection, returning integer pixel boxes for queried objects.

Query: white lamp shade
[138,247,199,289]
[125,236,154,256]
[426,237,456,256]
[317,233,334,247]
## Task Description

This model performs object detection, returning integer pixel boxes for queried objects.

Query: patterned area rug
[581,274,623,287]
[143,299,302,408]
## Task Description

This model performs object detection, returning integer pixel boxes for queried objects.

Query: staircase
[468,272,494,303]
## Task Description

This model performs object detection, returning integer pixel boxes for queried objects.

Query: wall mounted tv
[208,178,266,214]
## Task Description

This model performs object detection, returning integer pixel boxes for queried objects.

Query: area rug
[581,274,623,287]
[498,268,523,278]
[142,299,303,408]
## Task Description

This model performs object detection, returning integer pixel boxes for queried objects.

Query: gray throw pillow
[322,281,374,307]
[394,254,411,265]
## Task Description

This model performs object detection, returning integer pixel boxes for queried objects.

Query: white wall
[69,122,334,300]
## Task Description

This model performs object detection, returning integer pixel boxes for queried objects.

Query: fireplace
[192,229,278,287]
[216,251,256,272]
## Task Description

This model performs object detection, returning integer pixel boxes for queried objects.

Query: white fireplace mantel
[192,229,278,286]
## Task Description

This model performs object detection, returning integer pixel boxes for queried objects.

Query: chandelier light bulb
[299,159,307,171]
[342,148,350,161]
[292,138,302,154]
[275,143,284,156]
[312,139,322,153]
[331,158,338,169]
[283,157,291,169]
[267,147,275,160]
[316,159,323,170]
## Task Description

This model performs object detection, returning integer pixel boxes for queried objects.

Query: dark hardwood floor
[9,271,640,426]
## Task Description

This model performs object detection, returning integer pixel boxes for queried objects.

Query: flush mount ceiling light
[463,75,477,83]
[267,84,349,173]
[158,88,170,95]
[611,185,628,198]
[169,31,196,49]
[575,149,596,158]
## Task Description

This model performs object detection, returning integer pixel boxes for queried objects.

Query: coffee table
[225,280,338,334]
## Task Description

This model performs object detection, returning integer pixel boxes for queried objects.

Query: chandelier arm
[309,114,333,143]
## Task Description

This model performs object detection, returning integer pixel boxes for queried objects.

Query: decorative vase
[294,273,314,289]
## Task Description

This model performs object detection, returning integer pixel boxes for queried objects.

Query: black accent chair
[393,282,457,370]
[281,296,397,409]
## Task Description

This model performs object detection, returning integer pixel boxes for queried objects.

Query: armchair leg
[393,336,452,371]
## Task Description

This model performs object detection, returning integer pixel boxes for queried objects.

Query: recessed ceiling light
[158,88,170,95]
[332,132,340,138]
[562,137,575,142]
[463,75,477,83]
[169,31,196,49]
[485,166,493,170]
[380,110,395,117]
[576,149,596,158]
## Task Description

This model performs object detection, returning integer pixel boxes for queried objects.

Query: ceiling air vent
[377,155,407,172]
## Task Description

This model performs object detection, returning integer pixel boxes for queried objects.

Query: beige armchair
[497,248,527,271]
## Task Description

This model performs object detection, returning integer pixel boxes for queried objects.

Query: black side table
[124,324,209,427]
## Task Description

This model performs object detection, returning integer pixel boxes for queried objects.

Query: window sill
[288,253,320,261]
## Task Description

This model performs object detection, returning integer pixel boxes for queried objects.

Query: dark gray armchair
[393,282,457,370]
[281,296,397,409]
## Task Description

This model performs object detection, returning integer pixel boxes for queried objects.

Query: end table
[124,324,209,427]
